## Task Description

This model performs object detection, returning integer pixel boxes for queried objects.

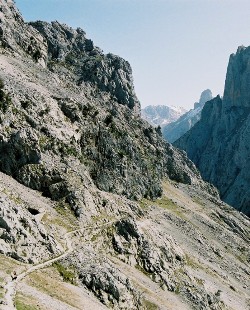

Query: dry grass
[25,267,80,308]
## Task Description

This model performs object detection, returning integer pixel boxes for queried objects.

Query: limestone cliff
[175,47,250,216]
[0,0,215,209]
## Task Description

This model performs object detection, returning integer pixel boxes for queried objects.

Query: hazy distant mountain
[162,89,213,143]
[141,105,187,127]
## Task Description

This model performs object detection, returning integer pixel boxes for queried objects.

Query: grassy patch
[143,299,159,310]
[140,195,186,219]
[52,262,76,285]
[185,255,199,269]
[42,202,78,233]
[15,299,38,310]
[139,198,151,210]
[27,268,79,308]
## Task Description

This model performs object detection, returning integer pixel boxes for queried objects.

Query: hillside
[0,1,249,310]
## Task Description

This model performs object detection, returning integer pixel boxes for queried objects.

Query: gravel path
[2,222,114,310]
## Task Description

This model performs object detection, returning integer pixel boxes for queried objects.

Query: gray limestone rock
[0,0,47,66]
[62,249,141,310]
[30,21,141,114]
[175,47,250,216]
[0,184,61,263]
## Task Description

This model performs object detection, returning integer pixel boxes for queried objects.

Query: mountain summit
[163,89,213,143]
[141,105,186,127]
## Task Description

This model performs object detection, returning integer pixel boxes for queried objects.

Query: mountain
[0,1,249,310]
[163,89,213,143]
[141,105,187,127]
[174,46,250,217]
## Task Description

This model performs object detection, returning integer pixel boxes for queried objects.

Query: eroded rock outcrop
[0,175,61,263]
[0,0,47,66]
[30,20,140,114]
[0,0,216,211]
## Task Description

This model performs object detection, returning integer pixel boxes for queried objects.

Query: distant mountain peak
[163,89,213,143]
[141,104,187,127]
[194,89,213,109]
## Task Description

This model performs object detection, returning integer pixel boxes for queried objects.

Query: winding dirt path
[2,222,114,310]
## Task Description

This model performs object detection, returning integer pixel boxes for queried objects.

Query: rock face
[0,0,215,207]
[141,105,186,127]
[175,47,250,216]
[30,20,141,114]
[0,172,62,263]
[0,0,47,67]
[163,89,213,143]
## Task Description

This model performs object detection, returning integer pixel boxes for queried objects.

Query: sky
[15,0,250,109]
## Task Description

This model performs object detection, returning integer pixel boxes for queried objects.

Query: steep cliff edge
[0,0,215,207]
[175,46,250,216]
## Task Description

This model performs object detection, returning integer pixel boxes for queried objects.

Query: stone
[175,47,250,216]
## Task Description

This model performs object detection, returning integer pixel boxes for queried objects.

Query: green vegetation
[38,134,49,149]
[41,201,78,232]
[185,254,198,269]
[52,262,76,285]
[0,280,4,298]
[139,198,151,210]
[15,300,37,310]
[143,299,159,310]
[140,195,186,219]
[192,196,206,206]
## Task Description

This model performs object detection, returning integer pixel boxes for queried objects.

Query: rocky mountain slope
[163,89,213,143]
[0,1,249,309]
[141,105,186,127]
[175,46,250,217]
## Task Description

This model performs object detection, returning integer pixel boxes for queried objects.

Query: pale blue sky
[16,0,250,109]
